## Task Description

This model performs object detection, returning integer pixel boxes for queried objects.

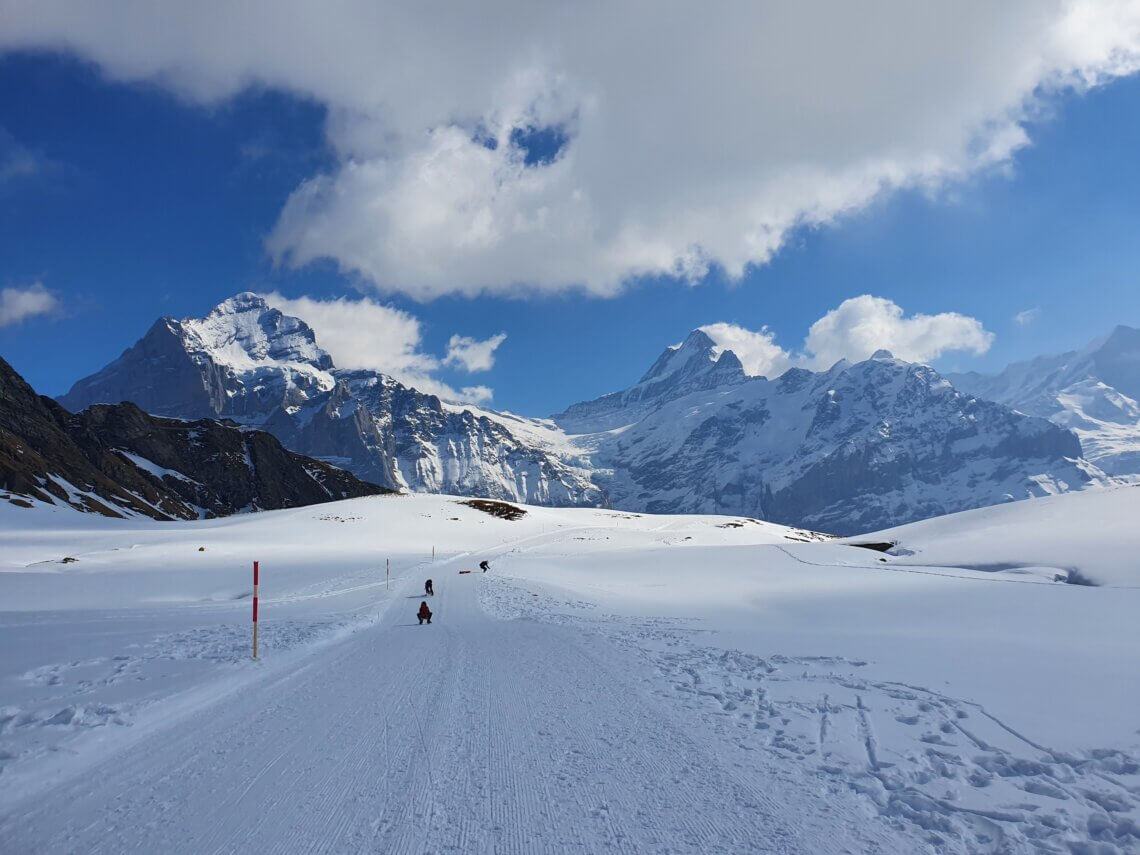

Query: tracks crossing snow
[1,565,890,853]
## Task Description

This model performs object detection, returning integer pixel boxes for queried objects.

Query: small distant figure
[425,578,434,596]
[418,601,433,625]
[479,560,490,573]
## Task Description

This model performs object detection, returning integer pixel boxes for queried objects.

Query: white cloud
[259,292,496,404]
[803,295,994,368]
[698,323,793,378]
[444,332,507,373]
[459,385,494,405]
[1013,307,1042,326]
[701,296,994,377]
[0,282,58,326]
[3,2,1139,297]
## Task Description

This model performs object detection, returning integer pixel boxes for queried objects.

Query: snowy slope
[1,491,1137,852]
[950,325,1140,477]
[866,483,1140,587]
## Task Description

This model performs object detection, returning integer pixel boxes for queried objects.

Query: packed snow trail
[0,566,905,854]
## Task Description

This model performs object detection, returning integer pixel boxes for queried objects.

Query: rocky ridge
[2,355,387,519]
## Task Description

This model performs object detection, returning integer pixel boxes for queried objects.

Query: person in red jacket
[417,601,432,625]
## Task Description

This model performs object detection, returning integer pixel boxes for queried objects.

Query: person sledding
[425,578,434,596]
[417,601,433,625]
[479,560,490,573]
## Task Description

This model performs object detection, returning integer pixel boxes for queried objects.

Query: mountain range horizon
[44,292,1140,535]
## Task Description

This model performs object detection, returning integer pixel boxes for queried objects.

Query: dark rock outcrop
[2,355,389,519]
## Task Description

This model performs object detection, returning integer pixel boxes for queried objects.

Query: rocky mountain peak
[639,328,720,383]
[1088,324,1140,401]
[184,294,333,373]
[210,291,267,314]
[555,329,748,432]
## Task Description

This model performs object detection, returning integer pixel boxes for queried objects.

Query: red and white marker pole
[252,560,259,660]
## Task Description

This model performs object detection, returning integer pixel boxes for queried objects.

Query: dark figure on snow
[479,560,490,573]
[418,601,432,624]
[425,578,434,596]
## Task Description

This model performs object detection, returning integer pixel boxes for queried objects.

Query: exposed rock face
[555,337,1105,535]
[2,355,387,519]
[59,294,602,507]
[949,325,1140,477]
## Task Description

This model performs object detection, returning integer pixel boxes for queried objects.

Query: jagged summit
[212,291,265,312]
[640,329,721,383]
[555,328,746,432]
[184,293,334,373]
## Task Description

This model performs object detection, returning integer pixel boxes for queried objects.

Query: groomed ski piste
[1,487,1138,853]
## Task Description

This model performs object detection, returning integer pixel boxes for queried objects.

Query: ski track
[1,566,895,854]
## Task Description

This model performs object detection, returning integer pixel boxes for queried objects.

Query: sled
[458,569,472,574]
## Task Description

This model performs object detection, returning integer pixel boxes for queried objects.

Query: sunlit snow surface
[1,488,1137,852]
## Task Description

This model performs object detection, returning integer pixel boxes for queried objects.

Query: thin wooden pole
[252,560,259,660]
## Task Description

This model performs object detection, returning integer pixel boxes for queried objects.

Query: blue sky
[2,9,1140,416]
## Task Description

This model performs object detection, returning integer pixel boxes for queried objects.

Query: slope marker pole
[386,558,390,592]
[252,560,259,660]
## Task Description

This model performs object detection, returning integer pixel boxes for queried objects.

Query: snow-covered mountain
[948,325,1140,477]
[58,294,602,507]
[57,295,1112,533]
[553,332,1106,534]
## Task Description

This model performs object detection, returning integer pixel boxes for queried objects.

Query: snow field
[1,489,1138,852]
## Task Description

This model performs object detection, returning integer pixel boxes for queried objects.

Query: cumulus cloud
[698,323,793,378]
[701,296,994,377]
[444,332,507,373]
[3,2,1139,298]
[803,296,995,367]
[260,292,495,404]
[0,282,58,326]
[1013,307,1042,326]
